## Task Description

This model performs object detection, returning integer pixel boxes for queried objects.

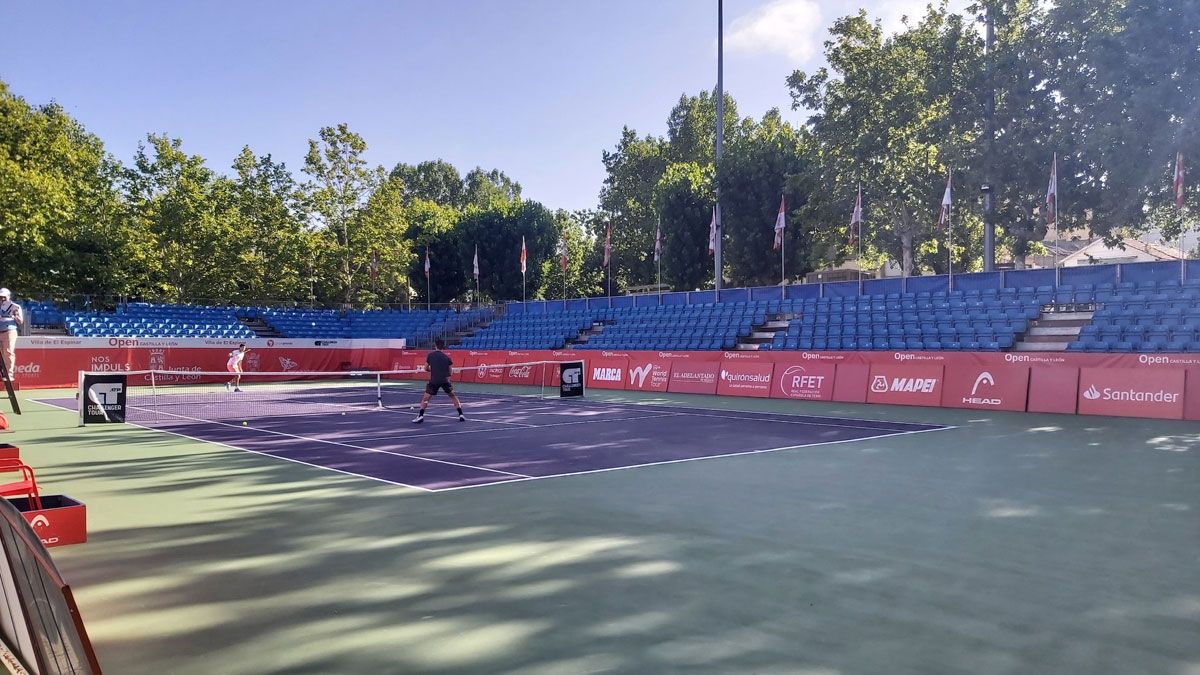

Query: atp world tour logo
[629,364,654,387]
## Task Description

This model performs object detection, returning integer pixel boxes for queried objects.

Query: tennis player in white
[225,343,249,392]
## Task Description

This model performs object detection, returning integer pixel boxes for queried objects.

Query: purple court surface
[38,387,949,492]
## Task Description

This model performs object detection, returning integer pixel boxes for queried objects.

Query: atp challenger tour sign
[80,373,127,424]
[559,361,584,397]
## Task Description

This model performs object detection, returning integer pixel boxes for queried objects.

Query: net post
[76,370,85,427]
[375,373,383,410]
[150,370,158,422]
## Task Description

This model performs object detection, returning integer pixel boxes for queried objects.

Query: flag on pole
[603,223,612,267]
[773,195,786,250]
[424,247,430,278]
[654,220,662,262]
[937,172,952,229]
[848,187,862,246]
[368,250,378,281]
[520,236,527,275]
[473,245,479,281]
[708,207,717,255]
[1045,154,1058,225]
[1175,151,1186,208]
[558,238,568,272]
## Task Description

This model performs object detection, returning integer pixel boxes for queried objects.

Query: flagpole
[656,216,663,304]
[1054,153,1060,286]
[948,196,953,292]
[781,219,786,286]
[857,217,863,296]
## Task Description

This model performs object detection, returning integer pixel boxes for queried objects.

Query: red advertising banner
[716,361,774,398]
[11,336,1200,422]
[866,363,945,406]
[473,355,508,384]
[1077,367,1186,420]
[941,365,1030,412]
[1027,367,1079,414]
[770,360,836,401]
[586,357,628,390]
[503,361,548,387]
[625,358,673,392]
[1186,369,1200,421]
[832,363,869,402]
[455,356,480,383]
[668,361,719,395]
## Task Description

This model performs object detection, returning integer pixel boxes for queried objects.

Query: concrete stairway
[1013,310,1093,351]
[735,317,788,350]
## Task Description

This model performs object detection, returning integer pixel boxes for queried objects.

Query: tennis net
[76,359,585,425]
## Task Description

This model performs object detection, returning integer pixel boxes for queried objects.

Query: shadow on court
[11,391,1200,674]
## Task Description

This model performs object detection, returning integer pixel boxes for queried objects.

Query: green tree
[788,5,983,275]
[230,147,315,301]
[597,128,670,291]
[654,162,714,291]
[457,200,559,302]
[390,159,465,207]
[124,134,243,301]
[718,109,813,286]
[302,123,387,304]
[0,80,135,297]
[1042,0,1199,240]
[537,209,603,301]
[463,167,521,210]
[401,198,459,305]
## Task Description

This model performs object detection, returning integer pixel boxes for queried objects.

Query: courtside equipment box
[6,496,87,548]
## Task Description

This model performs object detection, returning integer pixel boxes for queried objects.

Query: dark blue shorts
[425,381,454,396]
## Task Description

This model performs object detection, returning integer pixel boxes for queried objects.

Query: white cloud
[726,0,823,62]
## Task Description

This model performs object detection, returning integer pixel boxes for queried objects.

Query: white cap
[0,289,9,298]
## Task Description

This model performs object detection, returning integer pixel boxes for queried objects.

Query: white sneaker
[412,415,424,423]
[233,387,242,393]
[225,382,232,391]
[458,414,466,422]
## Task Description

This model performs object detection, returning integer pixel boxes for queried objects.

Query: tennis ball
[341,412,346,416]
[242,421,247,426]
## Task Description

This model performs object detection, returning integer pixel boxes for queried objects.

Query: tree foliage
[1,1,1193,305]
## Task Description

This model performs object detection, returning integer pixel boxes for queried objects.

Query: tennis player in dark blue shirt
[413,339,465,423]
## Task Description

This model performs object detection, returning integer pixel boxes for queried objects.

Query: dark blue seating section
[20,299,64,328]
[460,311,593,350]
[243,307,490,343]
[580,302,774,351]
[63,303,491,342]
[1067,280,1200,352]
[66,303,256,339]
[766,290,1036,351]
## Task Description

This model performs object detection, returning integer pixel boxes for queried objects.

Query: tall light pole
[982,2,996,272]
[714,0,724,293]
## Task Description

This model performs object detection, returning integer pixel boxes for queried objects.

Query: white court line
[122,405,532,478]
[657,410,956,433]
[347,412,691,443]
[26,399,435,492]
[429,425,954,493]
[474,393,949,432]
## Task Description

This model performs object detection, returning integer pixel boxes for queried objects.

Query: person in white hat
[0,289,22,381]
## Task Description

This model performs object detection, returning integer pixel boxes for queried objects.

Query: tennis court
[38,377,948,492]
[10,373,1200,674]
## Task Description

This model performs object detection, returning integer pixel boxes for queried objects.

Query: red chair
[0,459,40,511]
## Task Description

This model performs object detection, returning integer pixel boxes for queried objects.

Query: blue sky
[1,0,946,211]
